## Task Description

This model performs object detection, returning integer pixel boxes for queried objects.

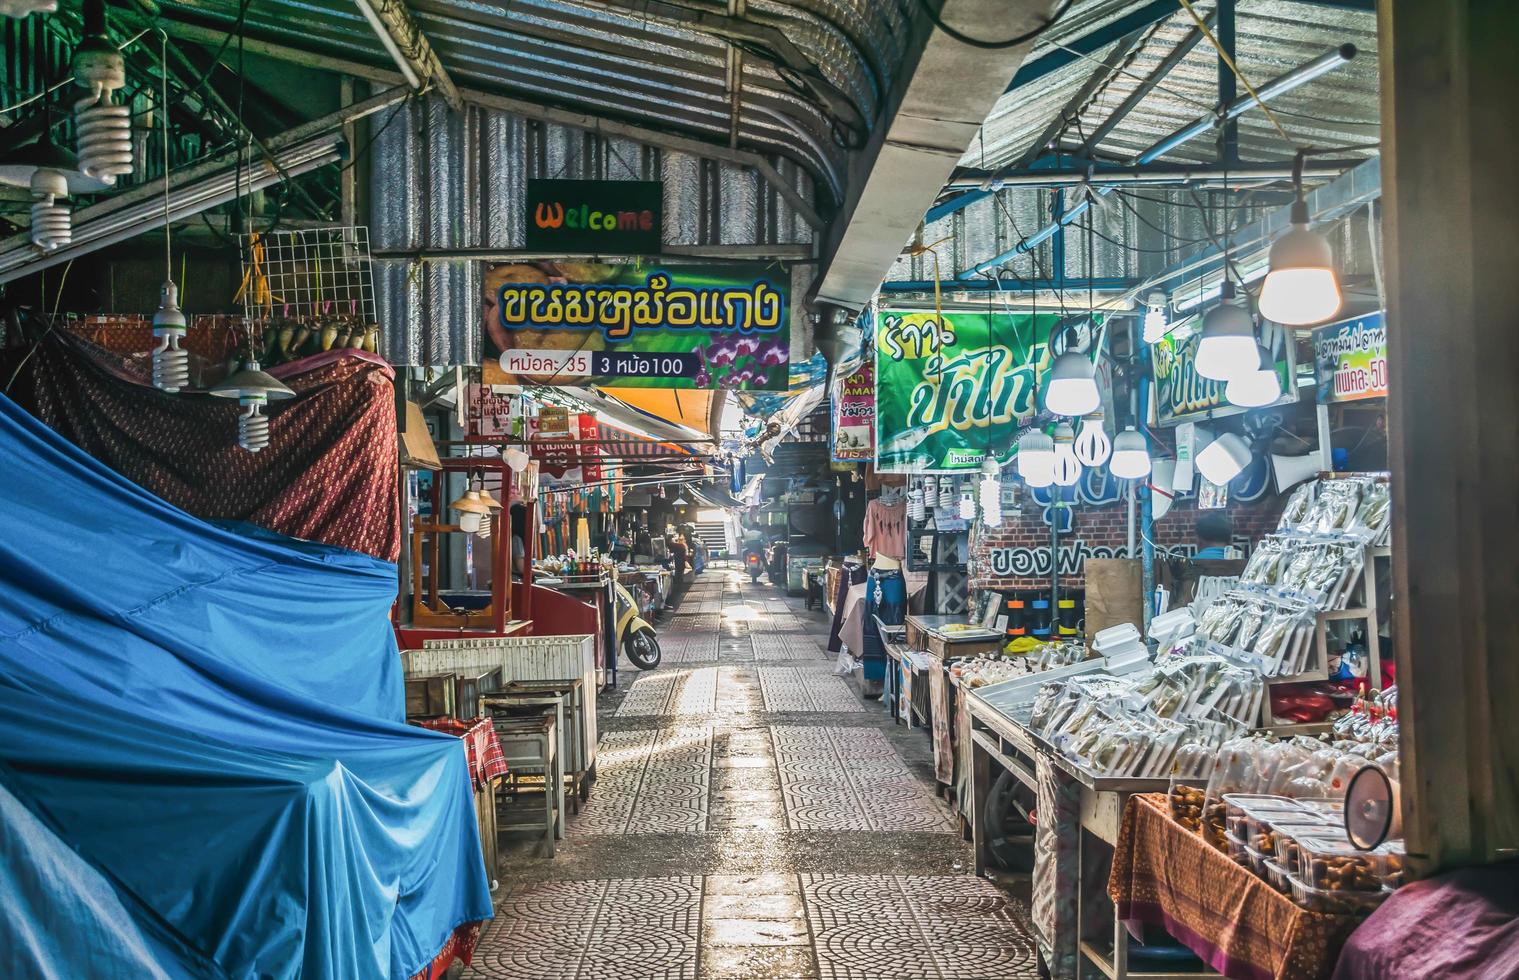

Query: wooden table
[1111,794,1362,980]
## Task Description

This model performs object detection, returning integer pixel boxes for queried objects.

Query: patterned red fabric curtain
[4,331,399,561]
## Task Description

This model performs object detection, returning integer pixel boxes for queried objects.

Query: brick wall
[972,491,1285,591]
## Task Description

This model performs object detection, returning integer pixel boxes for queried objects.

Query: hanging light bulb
[1224,345,1284,408]
[1017,428,1055,488]
[151,281,189,392]
[1045,343,1101,417]
[978,460,1002,527]
[1052,422,1081,487]
[1194,282,1257,381]
[72,0,132,185]
[1196,431,1252,486]
[1142,291,1170,344]
[907,486,925,522]
[958,483,975,521]
[28,168,71,251]
[1109,427,1152,480]
[922,475,939,509]
[1258,164,1341,325]
[209,360,295,452]
[449,489,491,534]
[1073,413,1111,467]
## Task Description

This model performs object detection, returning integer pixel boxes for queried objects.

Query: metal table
[966,693,1217,980]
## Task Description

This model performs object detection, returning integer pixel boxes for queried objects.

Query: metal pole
[958,45,1358,278]
[1217,0,1238,164]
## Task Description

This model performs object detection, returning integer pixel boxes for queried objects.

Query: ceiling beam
[810,0,1064,313]
[155,18,823,231]
[352,0,462,111]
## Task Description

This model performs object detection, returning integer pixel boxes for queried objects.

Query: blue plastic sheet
[0,394,492,979]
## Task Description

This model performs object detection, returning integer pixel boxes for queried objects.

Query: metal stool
[489,712,562,857]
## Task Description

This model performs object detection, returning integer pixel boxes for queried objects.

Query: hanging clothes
[826,561,867,653]
[862,497,907,561]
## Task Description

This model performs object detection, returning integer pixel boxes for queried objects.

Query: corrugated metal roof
[152,0,903,205]
[968,0,1379,170]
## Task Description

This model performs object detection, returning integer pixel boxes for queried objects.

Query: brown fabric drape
[4,331,398,561]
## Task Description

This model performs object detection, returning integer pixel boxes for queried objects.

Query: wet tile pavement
[463,570,1038,980]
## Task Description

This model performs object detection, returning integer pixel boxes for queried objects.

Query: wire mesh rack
[239,226,377,323]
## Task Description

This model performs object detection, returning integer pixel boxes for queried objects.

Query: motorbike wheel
[626,629,662,670]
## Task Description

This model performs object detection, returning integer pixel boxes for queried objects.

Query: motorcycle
[613,579,661,670]
[743,543,766,583]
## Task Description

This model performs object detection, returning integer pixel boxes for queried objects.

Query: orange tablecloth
[1109,794,1360,980]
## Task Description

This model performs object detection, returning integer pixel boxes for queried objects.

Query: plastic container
[1378,840,1406,889]
[1222,794,1306,843]
[1293,797,1348,822]
[1243,843,1269,877]
[1294,835,1383,892]
[1252,820,1334,862]
[1288,873,1386,915]
[1227,836,1252,868]
[1263,858,1292,894]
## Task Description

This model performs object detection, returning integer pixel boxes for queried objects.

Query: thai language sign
[1313,312,1386,403]
[874,309,1077,473]
[525,179,662,253]
[483,261,789,389]
[831,360,876,461]
[1151,318,1295,426]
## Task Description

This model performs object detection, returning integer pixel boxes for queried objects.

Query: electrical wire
[0,28,150,115]
[914,0,1076,49]
[1175,0,1292,146]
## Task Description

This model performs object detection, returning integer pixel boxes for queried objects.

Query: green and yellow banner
[874,309,1088,473]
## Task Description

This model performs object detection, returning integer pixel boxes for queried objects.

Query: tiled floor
[464,569,1038,980]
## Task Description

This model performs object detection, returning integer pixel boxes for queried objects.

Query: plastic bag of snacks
[1201,736,1266,850]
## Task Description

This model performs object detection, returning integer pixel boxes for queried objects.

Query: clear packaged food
[1263,858,1292,894]
[1288,873,1385,915]
[1294,835,1383,892]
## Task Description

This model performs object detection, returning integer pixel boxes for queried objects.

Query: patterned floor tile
[617,668,721,716]
[772,727,955,833]
[466,877,703,980]
[756,666,864,713]
[752,633,828,661]
[800,875,1037,980]
[571,726,714,835]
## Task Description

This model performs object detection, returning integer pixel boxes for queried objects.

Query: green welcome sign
[874,308,1084,473]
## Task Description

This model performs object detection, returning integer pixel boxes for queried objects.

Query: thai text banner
[874,309,1074,473]
[483,261,789,390]
[1313,312,1386,403]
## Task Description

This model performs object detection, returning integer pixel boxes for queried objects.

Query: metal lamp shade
[1194,301,1257,382]
[210,362,296,400]
[1044,350,1101,417]
[1259,223,1341,325]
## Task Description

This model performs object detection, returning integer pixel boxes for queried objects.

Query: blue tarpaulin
[0,393,492,978]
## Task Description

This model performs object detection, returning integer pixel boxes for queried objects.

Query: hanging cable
[914,0,1076,49]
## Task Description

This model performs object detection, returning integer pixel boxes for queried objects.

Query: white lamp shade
[458,510,484,533]
[1044,350,1101,417]
[1259,223,1341,325]
[1196,432,1251,486]
[1109,427,1151,479]
[1052,423,1081,487]
[1018,429,1055,488]
[1225,348,1283,408]
[1074,415,1111,467]
[1195,301,1257,381]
